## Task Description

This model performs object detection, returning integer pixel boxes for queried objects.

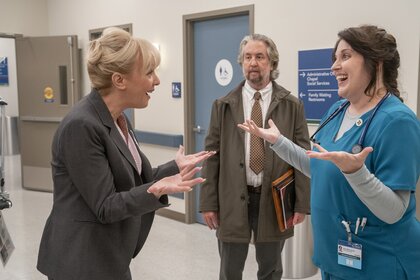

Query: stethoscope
[310,92,391,154]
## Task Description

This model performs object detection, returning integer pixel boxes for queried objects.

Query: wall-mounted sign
[44,86,55,103]
[0,57,9,86]
[172,82,181,98]
[214,59,233,87]
[298,49,339,122]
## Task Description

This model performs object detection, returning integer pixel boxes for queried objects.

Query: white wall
[2,0,420,165]
[0,0,49,36]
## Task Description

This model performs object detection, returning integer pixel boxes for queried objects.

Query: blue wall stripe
[134,130,183,148]
[133,130,185,199]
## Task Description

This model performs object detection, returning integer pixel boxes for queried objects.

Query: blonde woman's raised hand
[175,145,216,174]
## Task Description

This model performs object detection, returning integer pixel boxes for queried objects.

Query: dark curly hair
[333,25,402,101]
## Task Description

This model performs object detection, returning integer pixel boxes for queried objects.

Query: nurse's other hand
[306,143,373,174]
[237,119,281,144]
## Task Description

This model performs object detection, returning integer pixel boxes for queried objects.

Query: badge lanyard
[337,218,367,270]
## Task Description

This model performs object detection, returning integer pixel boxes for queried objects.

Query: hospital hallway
[0,155,321,280]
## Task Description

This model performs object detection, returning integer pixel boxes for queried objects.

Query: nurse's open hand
[307,143,373,174]
[238,119,281,144]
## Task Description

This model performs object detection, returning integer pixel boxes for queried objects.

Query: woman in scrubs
[238,25,420,280]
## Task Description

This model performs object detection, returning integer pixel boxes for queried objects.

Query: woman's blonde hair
[136,38,161,76]
[87,27,160,90]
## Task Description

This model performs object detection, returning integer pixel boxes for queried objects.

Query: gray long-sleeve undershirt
[270,136,410,224]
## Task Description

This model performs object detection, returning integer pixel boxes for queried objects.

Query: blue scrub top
[310,95,420,280]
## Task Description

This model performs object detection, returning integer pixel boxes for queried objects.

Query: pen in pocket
[355,217,360,235]
[360,217,367,231]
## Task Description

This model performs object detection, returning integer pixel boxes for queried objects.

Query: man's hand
[292,212,306,226]
[202,211,219,230]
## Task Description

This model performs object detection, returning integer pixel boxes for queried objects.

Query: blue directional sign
[298,49,339,122]
[0,57,9,86]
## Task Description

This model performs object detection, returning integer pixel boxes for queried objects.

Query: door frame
[182,5,254,223]
[416,45,420,219]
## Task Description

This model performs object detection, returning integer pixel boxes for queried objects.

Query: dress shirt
[242,81,272,187]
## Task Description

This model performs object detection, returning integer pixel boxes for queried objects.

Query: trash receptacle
[282,218,318,279]
[0,116,20,155]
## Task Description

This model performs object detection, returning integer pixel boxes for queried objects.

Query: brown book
[271,169,295,232]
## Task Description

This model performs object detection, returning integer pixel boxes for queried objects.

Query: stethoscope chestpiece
[351,144,363,154]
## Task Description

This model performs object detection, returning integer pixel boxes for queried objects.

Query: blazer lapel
[88,90,138,171]
[110,125,138,171]
[138,150,151,183]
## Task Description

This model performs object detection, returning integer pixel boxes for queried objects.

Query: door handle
[192,125,205,134]
[67,36,76,105]
[20,116,63,122]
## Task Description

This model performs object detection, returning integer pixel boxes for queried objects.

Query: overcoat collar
[219,80,291,125]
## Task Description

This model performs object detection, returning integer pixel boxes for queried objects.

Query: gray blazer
[37,89,178,280]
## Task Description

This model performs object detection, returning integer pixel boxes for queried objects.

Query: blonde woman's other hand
[147,166,205,197]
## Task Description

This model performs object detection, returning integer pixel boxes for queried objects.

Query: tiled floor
[0,155,321,279]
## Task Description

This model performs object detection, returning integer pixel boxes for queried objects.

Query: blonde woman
[37,27,213,280]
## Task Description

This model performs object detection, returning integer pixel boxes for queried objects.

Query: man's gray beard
[246,74,262,84]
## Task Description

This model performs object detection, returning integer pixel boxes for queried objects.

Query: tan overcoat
[200,81,311,242]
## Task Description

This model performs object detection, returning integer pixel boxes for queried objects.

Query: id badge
[337,239,362,270]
